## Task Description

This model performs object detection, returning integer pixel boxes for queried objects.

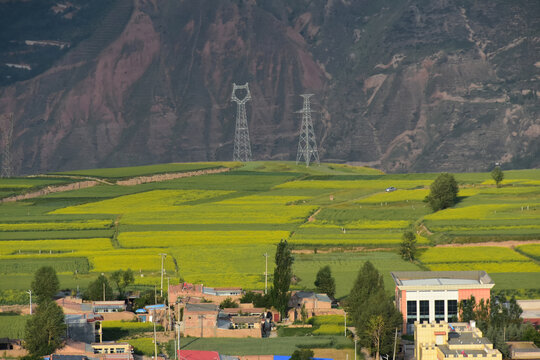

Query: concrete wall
[215,328,261,338]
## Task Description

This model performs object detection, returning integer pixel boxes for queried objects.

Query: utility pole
[26,290,32,315]
[392,327,398,360]
[176,321,181,359]
[153,322,158,359]
[102,283,105,301]
[1,113,14,178]
[159,253,167,297]
[344,311,347,337]
[354,335,357,360]
[263,252,268,295]
[295,94,320,167]
[167,277,171,331]
[231,82,252,162]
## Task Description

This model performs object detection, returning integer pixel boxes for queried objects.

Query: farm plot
[0,313,28,338]
[0,257,90,274]
[119,230,289,247]
[422,185,540,242]
[293,251,423,298]
[517,244,540,261]
[419,247,540,272]
[53,162,236,179]
[0,238,113,255]
[276,179,432,190]
[0,220,112,231]
[0,177,75,198]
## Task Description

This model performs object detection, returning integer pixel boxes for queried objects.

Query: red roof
[179,350,220,360]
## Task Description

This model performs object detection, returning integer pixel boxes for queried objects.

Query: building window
[447,300,458,320]
[419,300,429,322]
[435,300,445,322]
[407,301,417,324]
[117,348,125,353]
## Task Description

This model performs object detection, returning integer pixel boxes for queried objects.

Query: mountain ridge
[0,0,538,174]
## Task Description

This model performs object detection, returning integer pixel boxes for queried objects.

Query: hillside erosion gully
[0,167,230,203]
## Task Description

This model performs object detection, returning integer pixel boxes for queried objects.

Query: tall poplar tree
[271,239,293,318]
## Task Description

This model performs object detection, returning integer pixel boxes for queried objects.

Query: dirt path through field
[1,167,230,203]
[436,240,540,249]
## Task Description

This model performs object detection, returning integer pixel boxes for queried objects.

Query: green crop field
[0,162,537,298]
[52,162,239,179]
[0,313,28,338]
[176,336,353,355]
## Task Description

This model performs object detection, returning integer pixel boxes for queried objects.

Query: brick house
[169,283,243,305]
[288,291,341,321]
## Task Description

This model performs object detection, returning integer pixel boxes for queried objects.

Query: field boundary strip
[1,167,231,203]
[434,240,540,248]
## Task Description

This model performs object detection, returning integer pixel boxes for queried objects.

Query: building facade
[391,271,494,333]
[415,321,502,360]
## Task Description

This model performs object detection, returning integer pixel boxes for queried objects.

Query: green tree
[290,348,314,360]
[365,314,385,360]
[426,173,459,211]
[31,266,60,304]
[399,231,417,261]
[491,166,504,188]
[459,296,477,322]
[133,289,164,309]
[85,274,114,301]
[219,297,239,309]
[271,239,293,319]
[110,269,134,298]
[347,262,402,357]
[346,261,384,324]
[239,291,272,308]
[314,265,336,298]
[24,300,66,356]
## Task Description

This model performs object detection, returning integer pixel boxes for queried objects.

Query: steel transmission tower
[1,113,14,178]
[296,94,320,166]
[231,82,252,162]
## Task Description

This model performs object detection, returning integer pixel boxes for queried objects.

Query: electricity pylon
[1,113,14,178]
[295,94,320,166]
[231,83,252,162]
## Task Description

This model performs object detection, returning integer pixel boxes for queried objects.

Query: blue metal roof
[145,304,166,310]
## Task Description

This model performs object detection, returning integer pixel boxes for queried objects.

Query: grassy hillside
[0,162,538,300]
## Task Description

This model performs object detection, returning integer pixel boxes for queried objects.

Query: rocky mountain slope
[0,0,538,174]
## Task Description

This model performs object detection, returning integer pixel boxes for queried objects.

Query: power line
[231,82,253,162]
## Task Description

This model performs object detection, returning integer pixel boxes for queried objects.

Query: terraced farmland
[0,162,538,299]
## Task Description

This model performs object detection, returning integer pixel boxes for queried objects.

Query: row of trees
[84,269,134,301]
[459,295,540,357]
[347,261,402,359]
[25,267,66,358]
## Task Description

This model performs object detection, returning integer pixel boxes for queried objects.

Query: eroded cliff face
[0,0,538,174]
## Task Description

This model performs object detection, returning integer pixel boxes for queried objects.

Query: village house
[181,303,264,338]
[169,282,243,305]
[92,301,126,313]
[65,313,103,343]
[50,340,134,360]
[506,341,540,360]
[288,291,342,321]
[392,271,495,333]
[182,303,220,337]
[415,321,502,360]
[516,299,540,326]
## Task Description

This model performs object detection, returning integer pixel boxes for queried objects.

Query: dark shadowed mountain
[0,0,538,174]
